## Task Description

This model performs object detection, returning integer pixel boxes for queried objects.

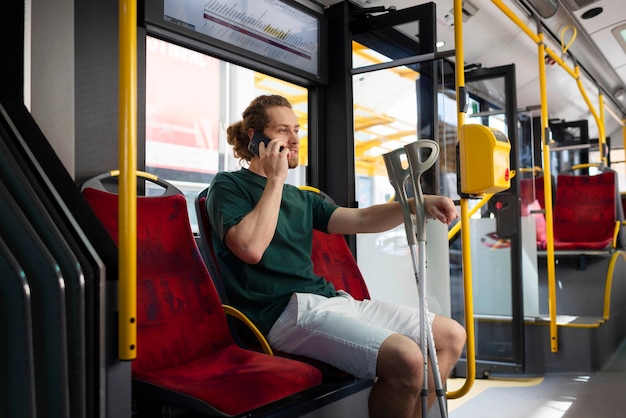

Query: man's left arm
[326,195,457,235]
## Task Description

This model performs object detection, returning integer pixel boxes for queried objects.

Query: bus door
[344,3,456,328]
[455,64,528,376]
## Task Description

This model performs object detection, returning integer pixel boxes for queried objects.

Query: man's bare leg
[368,317,466,418]
[368,334,424,418]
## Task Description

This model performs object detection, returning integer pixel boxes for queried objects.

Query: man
[206,94,466,418]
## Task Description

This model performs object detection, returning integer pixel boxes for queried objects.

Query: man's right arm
[220,138,290,265]
[224,176,283,264]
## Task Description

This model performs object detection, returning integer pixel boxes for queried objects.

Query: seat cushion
[133,344,322,416]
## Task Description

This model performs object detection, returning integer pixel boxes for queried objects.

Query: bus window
[591,148,626,192]
[352,42,419,208]
[145,36,308,233]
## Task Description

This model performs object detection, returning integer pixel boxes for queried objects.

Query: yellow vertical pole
[447,0,476,399]
[537,32,558,352]
[598,93,606,165]
[118,0,137,360]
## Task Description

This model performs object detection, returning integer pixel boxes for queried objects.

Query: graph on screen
[164,0,320,77]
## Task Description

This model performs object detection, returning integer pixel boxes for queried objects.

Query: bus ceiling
[317,0,626,147]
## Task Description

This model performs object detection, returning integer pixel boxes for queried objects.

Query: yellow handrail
[603,252,626,319]
[447,0,476,399]
[559,25,577,55]
[222,305,274,355]
[613,221,624,249]
[531,250,626,329]
[109,169,158,181]
[447,193,494,241]
[519,166,543,175]
[490,0,605,161]
[118,0,137,360]
[569,163,601,171]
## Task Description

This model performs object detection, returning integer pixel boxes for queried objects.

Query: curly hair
[226,95,293,162]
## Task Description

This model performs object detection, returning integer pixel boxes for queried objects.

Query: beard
[288,153,299,169]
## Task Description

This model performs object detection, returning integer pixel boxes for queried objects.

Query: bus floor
[133,338,626,417]
[447,337,626,418]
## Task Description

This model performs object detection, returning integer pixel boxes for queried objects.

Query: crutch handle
[405,140,439,242]
[382,148,417,246]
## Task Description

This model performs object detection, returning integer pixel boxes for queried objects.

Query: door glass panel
[352,44,453,316]
[352,43,419,308]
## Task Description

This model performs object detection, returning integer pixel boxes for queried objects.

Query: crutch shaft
[383,140,448,418]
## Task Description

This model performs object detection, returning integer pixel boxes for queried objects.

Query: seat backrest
[82,186,234,373]
[311,230,370,300]
[302,187,370,300]
[553,171,616,249]
[197,186,370,302]
[520,176,543,209]
[195,187,225,295]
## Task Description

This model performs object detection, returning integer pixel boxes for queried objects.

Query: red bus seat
[195,186,371,378]
[82,174,322,417]
[550,171,617,251]
[310,229,370,300]
[196,186,370,304]
[300,186,370,300]
[519,175,547,211]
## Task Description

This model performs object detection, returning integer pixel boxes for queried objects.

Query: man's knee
[377,334,424,389]
[433,316,466,358]
[450,319,466,353]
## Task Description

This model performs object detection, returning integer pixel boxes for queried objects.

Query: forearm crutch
[383,140,448,418]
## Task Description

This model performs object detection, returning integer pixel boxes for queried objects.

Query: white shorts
[266,291,435,379]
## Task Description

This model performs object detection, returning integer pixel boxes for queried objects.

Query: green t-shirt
[206,168,339,335]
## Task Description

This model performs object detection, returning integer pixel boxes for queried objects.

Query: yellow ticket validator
[459,124,511,195]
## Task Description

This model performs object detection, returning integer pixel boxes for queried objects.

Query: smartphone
[248,131,284,156]
[248,131,272,156]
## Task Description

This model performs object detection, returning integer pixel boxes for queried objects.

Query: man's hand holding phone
[249,131,289,183]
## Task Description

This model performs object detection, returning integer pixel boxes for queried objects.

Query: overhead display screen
[162,0,321,79]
